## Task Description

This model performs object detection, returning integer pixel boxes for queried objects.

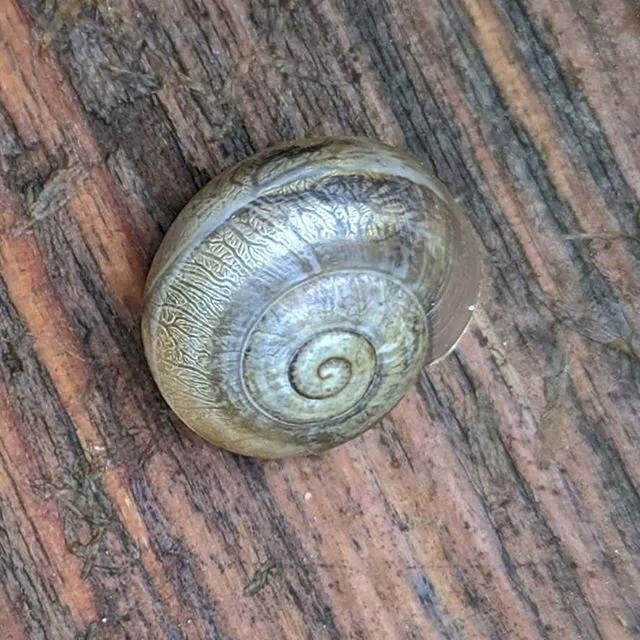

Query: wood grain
[0,0,638,638]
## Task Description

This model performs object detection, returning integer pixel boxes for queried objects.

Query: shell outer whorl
[141,136,482,458]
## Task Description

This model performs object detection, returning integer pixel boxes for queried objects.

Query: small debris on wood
[607,338,640,360]
[176,71,207,94]
[244,559,280,596]
[19,164,90,231]
[100,63,162,92]
[23,178,44,212]
[1,341,24,379]
[39,458,123,578]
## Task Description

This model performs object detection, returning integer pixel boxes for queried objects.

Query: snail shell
[141,137,481,458]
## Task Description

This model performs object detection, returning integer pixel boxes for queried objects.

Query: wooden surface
[0,0,639,638]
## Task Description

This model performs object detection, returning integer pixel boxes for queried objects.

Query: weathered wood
[0,0,639,638]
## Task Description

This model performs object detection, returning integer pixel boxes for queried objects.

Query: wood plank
[0,0,638,638]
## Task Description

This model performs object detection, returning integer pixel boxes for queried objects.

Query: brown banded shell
[141,137,481,458]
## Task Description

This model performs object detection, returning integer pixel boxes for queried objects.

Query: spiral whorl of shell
[142,137,481,458]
